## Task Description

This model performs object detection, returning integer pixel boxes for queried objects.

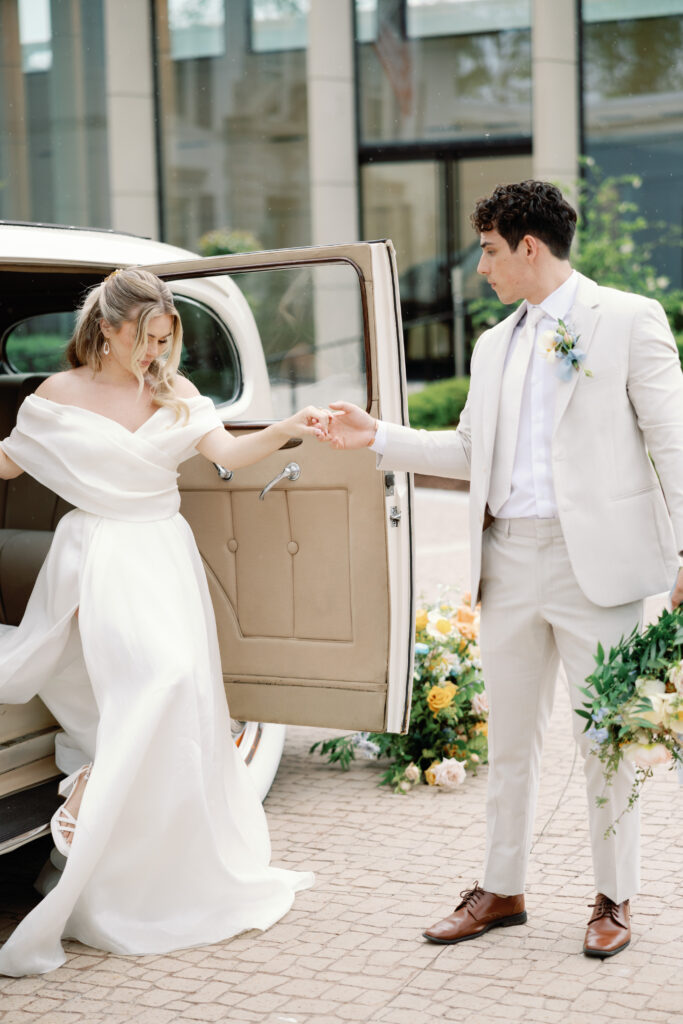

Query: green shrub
[408,376,470,430]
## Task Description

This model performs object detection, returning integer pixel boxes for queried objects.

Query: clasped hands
[300,401,375,450]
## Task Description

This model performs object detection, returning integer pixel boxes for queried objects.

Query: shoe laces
[456,882,486,911]
[588,894,626,927]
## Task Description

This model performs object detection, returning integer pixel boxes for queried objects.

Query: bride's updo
[66,268,186,417]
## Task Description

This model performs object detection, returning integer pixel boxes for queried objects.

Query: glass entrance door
[362,152,532,380]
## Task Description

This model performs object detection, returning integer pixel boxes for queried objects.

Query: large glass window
[582,2,683,287]
[0,0,110,227]
[154,0,311,254]
[355,0,532,146]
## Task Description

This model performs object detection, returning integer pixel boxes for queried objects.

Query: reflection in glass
[227,264,366,416]
[356,0,531,144]
[583,11,683,287]
[250,0,309,52]
[583,0,683,22]
[406,0,530,39]
[0,0,110,227]
[169,0,226,60]
[18,0,52,73]
[155,0,310,254]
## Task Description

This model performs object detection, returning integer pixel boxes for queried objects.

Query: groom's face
[477,229,534,304]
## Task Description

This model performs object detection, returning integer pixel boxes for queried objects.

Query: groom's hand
[672,568,683,610]
[326,401,378,450]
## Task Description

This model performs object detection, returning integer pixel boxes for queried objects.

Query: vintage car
[0,222,414,855]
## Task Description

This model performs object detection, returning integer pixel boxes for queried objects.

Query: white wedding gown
[0,394,313,977]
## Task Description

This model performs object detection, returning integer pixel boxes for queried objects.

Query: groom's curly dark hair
[471,180,577,259]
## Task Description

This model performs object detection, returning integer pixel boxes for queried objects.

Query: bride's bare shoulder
[34,368,90,401]
[172,375,200,399]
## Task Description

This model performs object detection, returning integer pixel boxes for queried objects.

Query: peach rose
[622,742,672,768]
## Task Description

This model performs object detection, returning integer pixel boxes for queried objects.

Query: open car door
[141,241,414,733]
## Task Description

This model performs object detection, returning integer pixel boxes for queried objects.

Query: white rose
[404,762,421,784]
[635,677,666,698]
[667,662,683,695]
[471,691,489,717]
[431,757,467,790]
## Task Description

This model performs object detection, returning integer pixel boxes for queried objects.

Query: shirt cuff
[369,419,387,455]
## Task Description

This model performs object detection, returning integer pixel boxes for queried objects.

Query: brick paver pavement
[1,489,681,1023]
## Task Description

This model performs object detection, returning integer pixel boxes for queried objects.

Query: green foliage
[407,376,470,430]
[6,333,68,373]
[469,163,683,340]
[580,607,683,836]
[198,228,262,257]
[310,599,489,794]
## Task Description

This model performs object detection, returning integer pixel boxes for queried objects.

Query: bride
[0,268,322,977]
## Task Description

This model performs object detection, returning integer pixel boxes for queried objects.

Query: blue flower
[587,725,609,744]
[415,642,430,656]
[592,707,609,723]
[557,354,576,381]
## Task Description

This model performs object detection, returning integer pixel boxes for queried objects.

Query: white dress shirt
[372,271,580,520]
[496,271,579,518]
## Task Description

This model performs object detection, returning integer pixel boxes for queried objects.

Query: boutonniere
[539,319,592,381]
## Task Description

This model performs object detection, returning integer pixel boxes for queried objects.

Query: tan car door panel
[179,437,389,729]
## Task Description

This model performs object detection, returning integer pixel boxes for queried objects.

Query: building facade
[1,0,681,378]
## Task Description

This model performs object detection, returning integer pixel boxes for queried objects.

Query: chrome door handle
[213,463,233,481]
[259,462,301,501]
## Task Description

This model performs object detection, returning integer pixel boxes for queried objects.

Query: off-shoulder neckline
[27,393,208,436]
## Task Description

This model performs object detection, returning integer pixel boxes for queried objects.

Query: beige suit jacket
[378,274,683,607]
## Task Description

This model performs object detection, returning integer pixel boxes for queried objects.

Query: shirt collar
[528,269,579,323]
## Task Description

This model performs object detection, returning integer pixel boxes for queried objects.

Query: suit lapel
[481,303,527,464]
[553,273,601,434]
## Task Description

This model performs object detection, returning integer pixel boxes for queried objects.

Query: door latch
[389,505,401,527]
[259,462,301,500]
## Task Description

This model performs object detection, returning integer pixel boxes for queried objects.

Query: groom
[324,181,683,958]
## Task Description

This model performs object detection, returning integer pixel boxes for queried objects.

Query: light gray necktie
[488,306,545,514]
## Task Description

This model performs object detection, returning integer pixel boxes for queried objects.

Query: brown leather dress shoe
[583,894,631,958]
[423,883,527,944]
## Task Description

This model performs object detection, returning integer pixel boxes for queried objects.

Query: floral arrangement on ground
[579,606,683,835]
[310,595,489,793]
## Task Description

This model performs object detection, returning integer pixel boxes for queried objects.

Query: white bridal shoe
[50,763,92,857]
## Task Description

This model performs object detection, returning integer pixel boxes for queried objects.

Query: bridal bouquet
[578,607,683,833]
[310,596,489,793]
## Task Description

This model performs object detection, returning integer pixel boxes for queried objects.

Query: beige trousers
[479,517,642,905]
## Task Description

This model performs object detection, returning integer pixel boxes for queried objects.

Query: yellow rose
[427,683,457,713]
[436,617,452,635]
[472,721,488,737]
[415,608,428,632]
[425,761,438,786]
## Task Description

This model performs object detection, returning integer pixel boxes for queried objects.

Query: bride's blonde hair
[66,268,186,418]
